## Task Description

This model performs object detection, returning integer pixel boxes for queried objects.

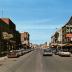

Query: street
[0,49,72,72]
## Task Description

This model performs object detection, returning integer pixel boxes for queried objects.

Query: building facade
[51,31,59,48]
[0,18,21,55]
[62,17,72,44]
[50,16,72,52]
[21,32,30,49]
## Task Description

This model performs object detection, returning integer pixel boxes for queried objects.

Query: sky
[0,0,72,44]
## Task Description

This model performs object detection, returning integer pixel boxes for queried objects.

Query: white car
[59,51,71,57]
[43,49,53,56]
[43,52,53,56]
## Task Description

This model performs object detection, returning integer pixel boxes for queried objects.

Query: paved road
[42,53,72,72]
[0,49,72,72]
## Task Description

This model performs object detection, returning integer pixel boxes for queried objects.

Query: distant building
[40,42,48,49]
[57,28,62,44]
[51,31,59,48]
[21,32,30,48]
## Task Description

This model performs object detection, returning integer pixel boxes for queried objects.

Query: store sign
[8,34,13,38]
[66,29,72,33]
[66,34,72,37]
[2,32,13,39]
[2,32,9,39]
[66,25,72,27]
[66,25,72,33]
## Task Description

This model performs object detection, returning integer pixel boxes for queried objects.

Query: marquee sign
[66,25,72,27]
[66,25,72,33]
[2,32,13,39]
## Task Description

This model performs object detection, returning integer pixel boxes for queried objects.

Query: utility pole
[2,9,3,18]
[61,28,63,50]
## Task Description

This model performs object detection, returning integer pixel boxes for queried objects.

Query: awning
[64,44,72,46]
[58,44,72,46]
[58,44,66,46]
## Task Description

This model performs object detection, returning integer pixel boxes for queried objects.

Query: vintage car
[43,49,53,56]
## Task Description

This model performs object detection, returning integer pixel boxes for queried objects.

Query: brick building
[21,32,30,49]
[0,18,21,55]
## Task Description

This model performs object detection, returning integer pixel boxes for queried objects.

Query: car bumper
[7,54,19,58]
[43,53,53,56]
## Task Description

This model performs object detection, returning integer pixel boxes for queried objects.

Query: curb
[0,56,7,61]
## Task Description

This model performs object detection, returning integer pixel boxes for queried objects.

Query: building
[40,42,48,49]
[62,17,72,44]
[50,16,72,52]
[56,28,62,47]
[0,18,21,55]
[21,32,30,49]
[51,31,59,48]
[61,17,72,52]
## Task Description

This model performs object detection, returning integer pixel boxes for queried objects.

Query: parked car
[54,51,59,55]
[43,49,53,56]
[7,50,19,58]
[20,49,25,55]
[59,51,71,57]
[15,49,22,56]
[26,49,31,53]
[53,49,60,55]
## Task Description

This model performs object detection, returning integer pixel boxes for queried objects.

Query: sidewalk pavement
[0,56,7,61]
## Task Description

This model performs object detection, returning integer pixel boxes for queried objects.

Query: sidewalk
[0,56,7,61]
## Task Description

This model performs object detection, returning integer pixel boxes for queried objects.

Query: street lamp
[60,28,63,51]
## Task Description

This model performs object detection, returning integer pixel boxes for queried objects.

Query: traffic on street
[0,48,72,72]
[0,0,72,72]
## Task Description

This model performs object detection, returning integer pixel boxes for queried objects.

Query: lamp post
[60,27,63,51]
[55,28,58,49]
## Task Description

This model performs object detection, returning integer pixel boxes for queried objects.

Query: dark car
[7,50,20,58]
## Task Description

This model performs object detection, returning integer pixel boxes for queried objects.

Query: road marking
[36,52,43,72]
